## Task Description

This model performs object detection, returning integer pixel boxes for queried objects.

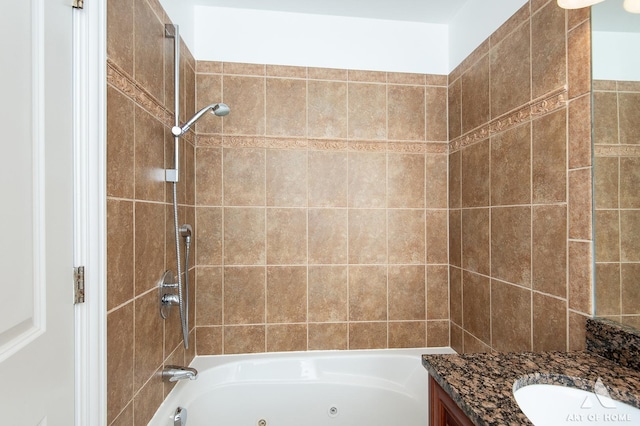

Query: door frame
[73,1,107,425]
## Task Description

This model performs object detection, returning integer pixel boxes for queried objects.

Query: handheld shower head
[211,103,230,117]
[171,102,230,137]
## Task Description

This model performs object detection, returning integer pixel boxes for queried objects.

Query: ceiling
[191,0,470,23]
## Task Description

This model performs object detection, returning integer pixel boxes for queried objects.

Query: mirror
[592,0,640,329]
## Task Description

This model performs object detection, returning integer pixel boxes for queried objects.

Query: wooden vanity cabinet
[429,377,475,426]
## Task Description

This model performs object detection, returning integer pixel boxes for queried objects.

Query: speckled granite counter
[422,350,640,425]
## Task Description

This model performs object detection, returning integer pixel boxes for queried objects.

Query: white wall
[448,0,528,70]
[161,0,196,50]
[593,31,640,81]
[193,6,449,75]
[159,0,529,74]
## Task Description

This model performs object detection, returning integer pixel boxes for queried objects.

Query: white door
[0,0,75,424]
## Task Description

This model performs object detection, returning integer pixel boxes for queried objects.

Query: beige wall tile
[348,152,387,208]
[266,266,307,323]
[388,153,425,208]
[348,209,387,264]
[195,326,223,355]
[107,87,135,198]
[223,148,265,206]
[388,265,426,320]
[450,267,463,325]
[267,324,307,352]
[568,21,591,99]
[224,267,265,324]
[533,110,566,203]
[595,263,621,316]
[532,205,567,297]
[388,85,426,141]
[462,271,491,345]
[348,83,387,140]
[427,321,450,347]
[308,323,348,350]
[266,149,308,207]
[266,78,307,136]
[195,207,222,266]
[349,266,387,321]
[426,154,448,209]
[389,322,426,348]
[308,80,348,139]
[426,210,449,265]
[490,22,531,118]
[461,56,490,133]
[349,322,387,349]
[595,210,620,262]
[491,280,532,352]
[266,208,307,264]
[448,78,462,140]
[308,209,348,264]
[196,267,222,326]
[223,207,265,265]
[569,168,592,240]
[426,86,448,142]
[134,0,164,102]
[593,92,619,145]
[533,293,567,352]
[620,157,640,208]
[107,304,134,424]
[569,95,592,169]
[224,325,265,354]
[427,265,449,320]
[134,107,165,202]
[308,266,348,322]
[195,147,222,206]
[133,373,163,426]
[462,139,490,207]
[621,264,640,315]
[308,151,348,207]
[134,202,165,295]
[594,156,619,209]
[491,123,531,206]
[107,199,134,310]
[462,208,490,276]
[222,75,265,135]
[491,206,532,287]
[388,210,425,264]
[195,74,223,134]
[531,1,566,98]
[134,292,163,390]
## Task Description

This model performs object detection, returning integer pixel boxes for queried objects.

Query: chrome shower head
[211,103,230,117]
[171,102,230,137]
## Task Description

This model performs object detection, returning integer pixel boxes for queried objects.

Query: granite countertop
[422,351,640,425]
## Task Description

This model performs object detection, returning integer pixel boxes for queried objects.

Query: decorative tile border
[449,87,568,153]
[595,144,640,157]
[107,59,173,128]
[196,135,448,154]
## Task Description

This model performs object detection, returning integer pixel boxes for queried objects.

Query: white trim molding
[73,0,107,424]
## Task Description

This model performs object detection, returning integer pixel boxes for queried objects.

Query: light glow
[557,0,606,9]
[624,0,640,13]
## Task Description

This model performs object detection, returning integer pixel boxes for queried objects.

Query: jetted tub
[149,347,454,426]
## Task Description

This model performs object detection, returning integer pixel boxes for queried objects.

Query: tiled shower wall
[594,80,640,328]
[104,0,598,424]
[106,0,197,424]
[192,64,451,354]
[448,1,593,353]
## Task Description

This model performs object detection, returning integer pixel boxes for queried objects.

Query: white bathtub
[149,347,455,426]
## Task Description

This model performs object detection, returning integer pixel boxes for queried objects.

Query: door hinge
[74,266,85,304]
[72,0,84,9]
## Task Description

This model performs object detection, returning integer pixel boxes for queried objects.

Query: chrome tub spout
[162,365,199,382]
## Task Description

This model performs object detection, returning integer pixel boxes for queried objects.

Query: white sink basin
[514,382,640,426]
